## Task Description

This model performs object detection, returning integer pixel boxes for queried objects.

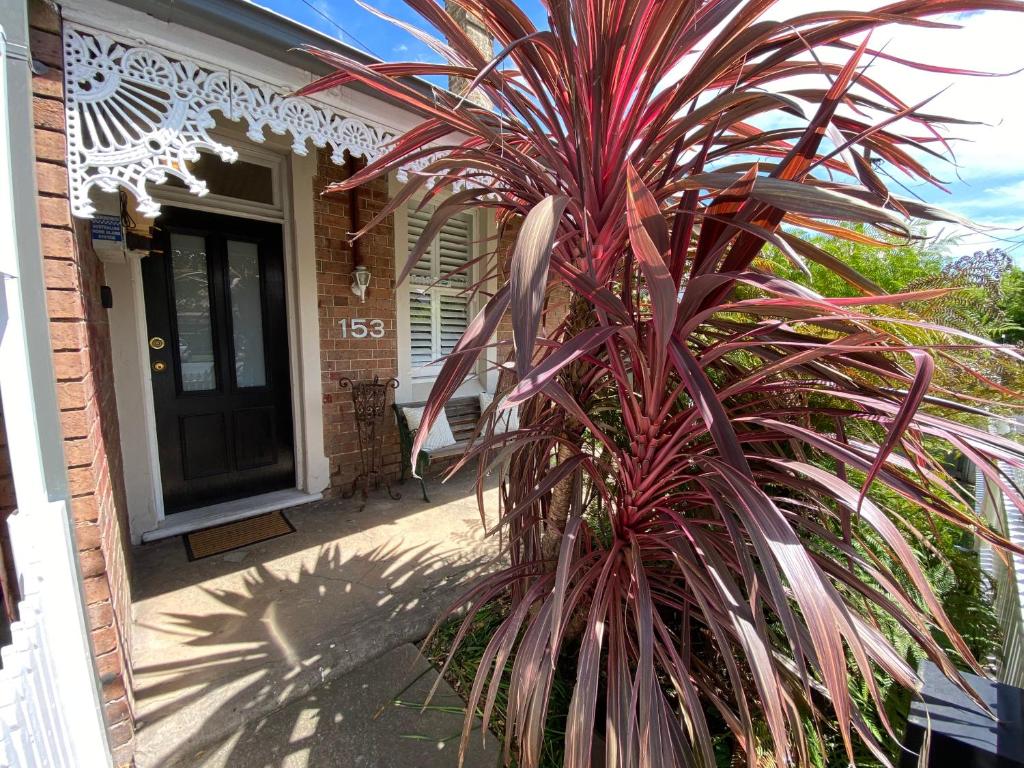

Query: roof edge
[105,0,443,104]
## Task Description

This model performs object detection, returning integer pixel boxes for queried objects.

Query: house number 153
[339,318,385,339]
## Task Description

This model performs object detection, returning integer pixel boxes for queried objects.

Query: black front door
[143,207,294,513]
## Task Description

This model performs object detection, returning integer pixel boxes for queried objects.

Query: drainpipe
[347,153,362,269]
[0,3,111,765]
[347,153,370,302]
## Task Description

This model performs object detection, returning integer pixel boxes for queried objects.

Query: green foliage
[424,602,572,768]
[762,227,952,298]
[761,231,1016,338]
[761,234,1024,395]
[997,267,1024,344]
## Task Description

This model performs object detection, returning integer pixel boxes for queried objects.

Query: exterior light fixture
[351,264,371,302]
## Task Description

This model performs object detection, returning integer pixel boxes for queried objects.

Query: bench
[393,396,481,502]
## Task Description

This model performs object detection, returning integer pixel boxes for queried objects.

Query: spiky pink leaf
[510,195,570,377]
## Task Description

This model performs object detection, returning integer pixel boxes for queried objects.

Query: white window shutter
[438,213,472,287]
[404,203,475,380]
[407,205,435,286]
[439,293,469,355]
[409,290,434,368]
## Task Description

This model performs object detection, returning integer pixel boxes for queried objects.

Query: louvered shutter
[404,202,475,380]
[439,294,469,355]
[438,213,472,287]
[407,205,435,287]
[409,290,434,368]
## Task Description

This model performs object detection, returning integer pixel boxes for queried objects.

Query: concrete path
[168,644,499,768]
[130,476,501,768]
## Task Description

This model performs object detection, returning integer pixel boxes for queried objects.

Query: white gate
[0,506,79,768]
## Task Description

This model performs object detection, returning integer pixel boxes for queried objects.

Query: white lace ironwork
[63,25,452,218]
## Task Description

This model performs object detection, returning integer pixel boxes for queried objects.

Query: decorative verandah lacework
[62,24,438,218]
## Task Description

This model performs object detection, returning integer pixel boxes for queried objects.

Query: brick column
[29,1,135,763]
[445,2,493,109]
[313,151,403,492]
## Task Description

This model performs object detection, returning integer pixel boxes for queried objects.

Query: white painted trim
[152,143,285,219]
[110,130,328,542]
[287,151,331,495]
[58,0,423,137]
[140,489,322,542]
[106,255,163,539]
[146,136,287,222]
[61,17,461,220]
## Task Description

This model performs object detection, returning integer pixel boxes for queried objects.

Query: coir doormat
[184,510,295,561]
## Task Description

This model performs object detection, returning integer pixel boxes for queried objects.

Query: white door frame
[107,132,329,543]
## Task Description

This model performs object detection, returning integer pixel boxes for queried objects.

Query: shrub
[301,2,1024,766]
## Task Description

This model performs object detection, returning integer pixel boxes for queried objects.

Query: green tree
[761,232,1012,337]
[997,266,1024,344]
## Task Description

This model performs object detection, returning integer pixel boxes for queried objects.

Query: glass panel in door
[170,233,216,392]
[226,240,267,388]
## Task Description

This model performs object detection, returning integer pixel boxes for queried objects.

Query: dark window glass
[167,152,274,205]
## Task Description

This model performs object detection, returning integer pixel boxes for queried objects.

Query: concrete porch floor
[129,475,502,768]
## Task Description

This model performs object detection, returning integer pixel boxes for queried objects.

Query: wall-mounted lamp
[351,265,371,302]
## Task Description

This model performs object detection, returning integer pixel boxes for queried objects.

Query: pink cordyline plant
[299,2,1024,766]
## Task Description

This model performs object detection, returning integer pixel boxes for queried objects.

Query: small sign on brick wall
[90,215,123,242]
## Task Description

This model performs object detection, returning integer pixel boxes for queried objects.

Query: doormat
[184,511,295,561]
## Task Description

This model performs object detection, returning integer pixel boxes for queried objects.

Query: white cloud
[950,180,1024,213]
[678,2,1024,258]
[763,4,1024,173]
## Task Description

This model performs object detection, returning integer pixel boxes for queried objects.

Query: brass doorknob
[149,336,166,350]
[152,361,167,373]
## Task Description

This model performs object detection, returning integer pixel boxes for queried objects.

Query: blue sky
[258,0,1024,262]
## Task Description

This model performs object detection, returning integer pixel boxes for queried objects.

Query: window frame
[394,179,491,403]
[152,141,284,219]
[407,207,474,380]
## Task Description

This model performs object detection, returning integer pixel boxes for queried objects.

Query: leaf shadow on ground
[132,537,498,768]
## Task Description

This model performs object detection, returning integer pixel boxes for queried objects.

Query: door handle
[149,336,166,350]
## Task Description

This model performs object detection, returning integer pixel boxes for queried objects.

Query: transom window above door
[405,205,474,380]
[158,146,283,218]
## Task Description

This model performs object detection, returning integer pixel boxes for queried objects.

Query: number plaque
[339,318,385,339]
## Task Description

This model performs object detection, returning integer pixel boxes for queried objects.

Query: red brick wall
[314,151,403,490]
[30,2,135,763]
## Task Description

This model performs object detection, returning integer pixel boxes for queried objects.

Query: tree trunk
[541,440,578,563]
